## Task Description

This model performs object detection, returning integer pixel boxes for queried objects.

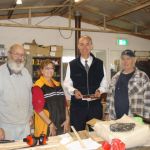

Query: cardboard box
[86,118,100,127]
[50,45,63,57]
[24,44,50,56]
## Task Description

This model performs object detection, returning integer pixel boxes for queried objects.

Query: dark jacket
[70,53,104,102]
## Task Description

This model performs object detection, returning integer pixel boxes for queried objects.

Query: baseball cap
[121,49,135,57]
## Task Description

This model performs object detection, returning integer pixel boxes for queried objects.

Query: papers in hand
[82,94,97,101]
[66,138,101,150]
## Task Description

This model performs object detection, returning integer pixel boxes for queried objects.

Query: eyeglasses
[10,52,26,59]
[44,67,54,70]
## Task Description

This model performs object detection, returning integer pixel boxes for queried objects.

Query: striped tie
[85,60,89,73]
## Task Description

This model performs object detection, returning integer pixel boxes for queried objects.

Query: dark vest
[70,54,104,100]
[41,85,66,134]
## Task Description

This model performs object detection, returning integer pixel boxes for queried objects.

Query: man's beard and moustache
[8,58,25,74]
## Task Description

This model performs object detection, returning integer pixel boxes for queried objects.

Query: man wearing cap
[105,49,150,120]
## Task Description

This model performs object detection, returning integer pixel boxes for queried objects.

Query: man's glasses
[10,52,26,59]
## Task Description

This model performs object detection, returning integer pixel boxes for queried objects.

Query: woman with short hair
[32,59,70,137]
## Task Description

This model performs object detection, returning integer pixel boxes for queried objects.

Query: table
[0,131,102,150]
[0,130,149,150]
[86,118,150,150]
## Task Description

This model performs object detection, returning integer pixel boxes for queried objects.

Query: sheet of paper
[66,138,101,150]
[59,133,73,144]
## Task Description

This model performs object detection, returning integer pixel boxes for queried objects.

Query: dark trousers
[70,99,103,131]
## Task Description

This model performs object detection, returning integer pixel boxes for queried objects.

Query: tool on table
[71,126,86,148]
[0,140,15,143]
[23,133,47,147]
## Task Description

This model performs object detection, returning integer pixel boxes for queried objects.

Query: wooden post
[75,11,81,58]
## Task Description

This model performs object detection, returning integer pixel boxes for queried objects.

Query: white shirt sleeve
[97,65,108,93]
[63,63,76,95]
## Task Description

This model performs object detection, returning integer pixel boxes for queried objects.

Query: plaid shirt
[105,68,150,119]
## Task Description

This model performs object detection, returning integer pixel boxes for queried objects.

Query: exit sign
[117,39,128,46]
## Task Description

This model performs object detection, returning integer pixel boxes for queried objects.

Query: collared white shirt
[80,55,93,68]
[63,55,108,96]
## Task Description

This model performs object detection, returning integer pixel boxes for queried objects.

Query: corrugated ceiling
[0,0,149,39]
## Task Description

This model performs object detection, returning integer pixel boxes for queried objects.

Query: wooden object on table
[71,126,86,148]
[86,118,100,126]
[86,118,101,132]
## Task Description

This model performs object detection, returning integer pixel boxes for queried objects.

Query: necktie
[85,60,89,73]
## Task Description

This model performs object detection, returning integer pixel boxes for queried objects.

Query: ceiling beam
[60,2,150,40]
[70,14,150,39]
[49,0,70,16]
[0,21,132,33]
[76,5,150,32]
[0,12,149,40]
[0,0,149,40]
[76,6,109,17]
[7,1,16,19]
[0,4,71,11]
[84,18,150,40]
[0,12,52,20]
[1,20,149,38]
[61,13,150,39]
[120,0,150,7]
[58,1,150,33]
[98,1,150,24]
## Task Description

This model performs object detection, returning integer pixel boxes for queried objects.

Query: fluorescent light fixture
[16,0,22,5]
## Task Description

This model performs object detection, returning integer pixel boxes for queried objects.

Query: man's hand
[0,128,5,140]
[74,90,83,99]
[94,89,101,98]
[103,113,110,121]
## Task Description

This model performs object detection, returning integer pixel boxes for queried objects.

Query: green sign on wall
[117,39,128,46]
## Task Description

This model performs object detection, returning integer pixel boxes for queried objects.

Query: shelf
[0,56,61,83]
[32,56,61,83]
[0,56,7,66]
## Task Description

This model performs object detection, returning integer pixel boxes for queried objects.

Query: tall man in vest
[64,35,108,131]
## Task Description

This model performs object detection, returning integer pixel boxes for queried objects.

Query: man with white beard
[0,44,33,140]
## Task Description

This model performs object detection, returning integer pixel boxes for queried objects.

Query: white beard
[8,60,24,74]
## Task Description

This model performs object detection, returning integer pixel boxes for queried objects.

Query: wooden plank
[71,126,86,148]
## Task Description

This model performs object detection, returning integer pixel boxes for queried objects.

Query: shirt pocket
[129,79,144,95]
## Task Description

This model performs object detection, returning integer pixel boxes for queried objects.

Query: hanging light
[74,0,82,2]
[16,0,22,5]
